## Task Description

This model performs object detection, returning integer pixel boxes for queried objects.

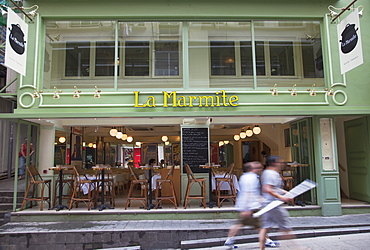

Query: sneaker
[265,239,280,247]
[224,243,238,249]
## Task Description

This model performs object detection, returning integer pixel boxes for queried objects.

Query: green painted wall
[9,0,367,119]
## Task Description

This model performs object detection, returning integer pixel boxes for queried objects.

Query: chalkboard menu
[182,127,209,173]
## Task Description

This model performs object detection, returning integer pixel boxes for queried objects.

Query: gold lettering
[147,96,156,107]
[188,96,197,107]
[134,91,146,107]
[198,96,214,107]
[177,96,187,107]
[215,92,221,107]
[229,95,239,106]
[163,91,177,107]
[221,90,228,106]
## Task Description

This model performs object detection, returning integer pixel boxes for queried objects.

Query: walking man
[224,161,278,248]
[259,155,295,250]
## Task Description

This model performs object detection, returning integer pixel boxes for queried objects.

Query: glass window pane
[44,20,115,89]
[65,42,90,77]
[155,41,179,76]
[269,41,294,76]
[125,41,149,76]
[210,41,235,76]
[240,41,265,76]
[301,39,324,78]
[254,20,324,88]
[95,41,117,76]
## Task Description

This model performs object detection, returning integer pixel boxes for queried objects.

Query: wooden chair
[69,166,95,210]
[154,165,177,209]
[125,165,149,209]
[214,163,237,208]
[20,165,52,211]
[95,168,115,207]
[183,164,206,209]
[53,167,74,206]
[115,173,129,195]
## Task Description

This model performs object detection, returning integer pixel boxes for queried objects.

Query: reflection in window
[240,41,265,76]
[155,41,179,76]
[269,42,294,76]
[65,42,90,77]
[95,42,117,76]
[211,41,235,76]
[125,41,150,76]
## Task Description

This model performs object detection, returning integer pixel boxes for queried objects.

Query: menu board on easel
[181,127,209,173]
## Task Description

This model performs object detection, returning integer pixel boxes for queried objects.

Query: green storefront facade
[1,0,370,216]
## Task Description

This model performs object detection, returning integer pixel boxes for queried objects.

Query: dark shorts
[238,210,261,229]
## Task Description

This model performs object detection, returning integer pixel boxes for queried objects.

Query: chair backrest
[184,164,197,181]
[163,165,175,181]
[128,165,139,181]
[223,163,235,178]
[27,165,43,182]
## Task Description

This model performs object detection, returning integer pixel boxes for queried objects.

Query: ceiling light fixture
[234,134,240,141]
[161,135,168,142]
[240,128,247,139]
[246,127,253,137]
[253,125,261,135]
[109,127,118,137]
[58,136,66,143]
[127,136,134,143]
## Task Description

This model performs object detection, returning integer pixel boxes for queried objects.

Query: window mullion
[235,41,241,77]
[90,41,96,77]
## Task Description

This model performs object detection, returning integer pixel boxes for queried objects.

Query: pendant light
[246,127,253,137]
[253,125,261,135]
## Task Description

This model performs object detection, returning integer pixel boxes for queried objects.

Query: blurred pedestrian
[259,155,295,250]
[224,161,278,248]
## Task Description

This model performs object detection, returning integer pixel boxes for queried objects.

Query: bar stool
[20,165,52,211]
[183,164,206,209]
[53,167,74,206]
[154,165,177,209]
[125,165,149,209]
[69,166,95,210]
[214,163,237,208]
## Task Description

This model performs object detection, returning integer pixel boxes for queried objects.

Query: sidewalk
[1,213,370,249]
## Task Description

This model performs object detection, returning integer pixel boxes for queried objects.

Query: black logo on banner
[340,23,358,54]
[9,24,26,55]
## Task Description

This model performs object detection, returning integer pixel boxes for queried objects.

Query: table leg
[49,169,68,211]
[206,169,216,208]
[147,168,155,210]
[94,169,114,211]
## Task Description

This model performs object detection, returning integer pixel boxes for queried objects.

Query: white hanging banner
[337,8,363,75]
[4,7,28,76]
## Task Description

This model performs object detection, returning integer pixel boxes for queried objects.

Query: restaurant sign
[134,90,239,108]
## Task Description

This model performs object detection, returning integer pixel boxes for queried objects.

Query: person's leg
[259,228,268,250]
[224,223,242,245]
[18,157,25,179]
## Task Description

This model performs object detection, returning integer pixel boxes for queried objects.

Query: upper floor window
[44,20,323,90]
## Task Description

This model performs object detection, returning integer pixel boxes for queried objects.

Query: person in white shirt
[224,161,279,248]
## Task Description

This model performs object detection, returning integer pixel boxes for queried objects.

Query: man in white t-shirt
[224,161,278,248]
[259,156,295,250]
